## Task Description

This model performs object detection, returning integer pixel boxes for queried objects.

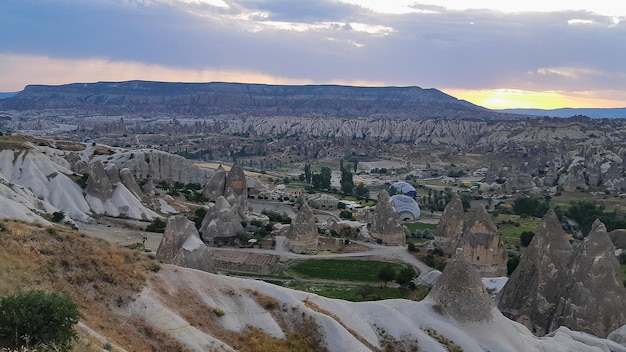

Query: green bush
[146,217,167,233]
[51,211,65,223]
[0,290,80,351]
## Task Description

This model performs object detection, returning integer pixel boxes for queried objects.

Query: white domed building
[390,194,421,221]
[390,181,417,197]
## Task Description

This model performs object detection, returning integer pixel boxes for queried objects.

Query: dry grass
[248,289,280,310]
[159,282,326,352]
[0,220,191,352]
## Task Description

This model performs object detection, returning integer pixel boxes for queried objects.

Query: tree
[146,217,167,233]
[512,197,549,218]
[0,290,80,351]
[340,166,354,195]
[304,163,312,184]
[519,231,535,247]
[354,183,369,200]
[339,210,353,220]
[377,264,396,287]
[358,284,373,298]
[395,266,417,287]
[567,200,605,236]
[320,167,332,190]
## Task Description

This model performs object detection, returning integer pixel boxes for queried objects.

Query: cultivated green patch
[287,259,406,283]
[495,214,541,246]
[405,223,437,232]
[285,282,410,301]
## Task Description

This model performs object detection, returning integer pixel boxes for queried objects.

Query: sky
[1,0,625,109]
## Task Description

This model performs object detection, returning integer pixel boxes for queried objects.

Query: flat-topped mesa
[285,202,318,254]
[455,204,507,277]
[434,195,465,254]
[552,220,626,338]
[198,196,244,247]
[156,215,215,273]
[497,209,573,336]
[426,253,497,323]
[369,190,405,246]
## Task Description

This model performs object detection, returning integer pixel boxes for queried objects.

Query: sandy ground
[76,218,163,253]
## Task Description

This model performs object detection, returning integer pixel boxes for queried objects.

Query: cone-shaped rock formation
[426,253,496,323]
[497,209,573,335]
[551,220,626,337]
[286,203,318,253]
[369,190,405,245]
[455,204,506,277]
[202,164,227,201]
[198,196,244,246]
[434,195,465,254]
[156,215,215,273]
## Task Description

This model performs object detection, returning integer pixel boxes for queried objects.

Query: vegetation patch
[424,328,463,352]
[285,282,411,302]
[288,259,406,283]
[0,220,183,352]
[495,214,541,246]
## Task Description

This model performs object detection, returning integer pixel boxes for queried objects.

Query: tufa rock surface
[551,220,626,338]
[434,195,465,254]
[369,191,405,246]
[84,160,113,202]
[225,163,247,197]
[202,164,227,201]
[455,204,507,277]
[426,253,496,323]
[156,215,215,273]
[198,196,244,246]
[119,167,143,199]
[497,210,573,335]
[117,149,214,184]
[285,202,318,254]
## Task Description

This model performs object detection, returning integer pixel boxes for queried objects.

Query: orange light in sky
[446,88,625,109]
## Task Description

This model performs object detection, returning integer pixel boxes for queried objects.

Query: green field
[495,214,541,246]
[405,223,437,232]
[284,282,412,301]
[287,259,409,283]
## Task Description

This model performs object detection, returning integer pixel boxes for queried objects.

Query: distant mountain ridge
[0,92,18,99]
[499,107,626,119]
[0,80,514,119]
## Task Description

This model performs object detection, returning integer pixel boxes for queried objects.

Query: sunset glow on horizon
[447,89,626,110]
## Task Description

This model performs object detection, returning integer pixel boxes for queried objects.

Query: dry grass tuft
[0,220,190,352]
[248,289,280,310]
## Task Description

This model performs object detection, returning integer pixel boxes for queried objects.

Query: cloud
[0,0,624,108]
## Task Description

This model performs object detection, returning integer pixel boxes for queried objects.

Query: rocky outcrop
[426,253,496,323]
[497,210,573,335]
[434,195,465,254]
[156,215,215,273]
[551,220,626,338]
[107,149,214,185]
[198,196,244,246]
[225,163,246,197]
[119,167,143,199]
[455,205,507,277]
[285,203,318,254]
[369,191,405,246]
[608,325,626,347]
[202,164,227,201]
[85,160,114,202]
